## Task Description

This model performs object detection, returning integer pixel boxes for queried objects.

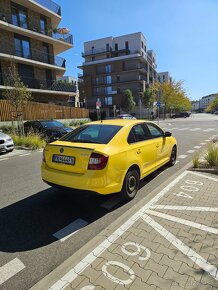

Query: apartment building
[200,94,217,110]
[158,71,172,83]
[58,76,82,107]
[78,32,157,116]
[0,0,76,105]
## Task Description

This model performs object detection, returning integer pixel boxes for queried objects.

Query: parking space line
[205,139,210,142]
[141,213,218,281]
[187,150,195,153]
[53,219,88,242]
[149,205,218,212]
[0,258,25,285]
[100,196,122,210]
[145,209,218,234]
[0,158,9,161]
[178,128,188,131]
[178,155,187,159]
[203,128,215,132]
[194,146,201,149]
[200,143,206,145]
[190,128,201,131]
[189,171,218,182]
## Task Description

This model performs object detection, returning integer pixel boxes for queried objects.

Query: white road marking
[178,128,188,131]
[200,143,206,145]
[190,128,201,131]
[141,213,218,281]
[205,139,210,142]
[19,153,31,157]
[49,171,189,289]
[194,146,201,149]
[0,258,25,285]
[100,196,122,209]
[53,219,88,242]
[203,128,215,132]
[145,209,218,234]
[187,150,195,153]
[149,205,218,212]
[178,155,187,159]
[171,127,178,130]
[175,160,179,164]
[0,158,9,161]
[188,171,218,182]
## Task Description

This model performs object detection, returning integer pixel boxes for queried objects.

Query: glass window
[42,44,50,63]
[105,64,111,73]
[60,124,122,144]
[104,75,112,84]
[40,16,47,34]
[129,124,151,143]
[22,40,31,58]
[105,86,112,94]
[40,120,64,128]
[15,37,31,58]
[11,5,27,28]
[105,96,112,105]
[146,123,163,138]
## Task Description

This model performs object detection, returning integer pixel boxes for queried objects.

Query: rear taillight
[88,153,108,170]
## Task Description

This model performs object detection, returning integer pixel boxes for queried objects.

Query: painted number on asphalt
[173,180,203,198]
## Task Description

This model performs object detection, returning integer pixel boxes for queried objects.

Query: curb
[189,167,218,175]
[30,160,194,290]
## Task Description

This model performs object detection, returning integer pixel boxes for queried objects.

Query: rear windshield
[41,120,64,128]
[60,124,122,144]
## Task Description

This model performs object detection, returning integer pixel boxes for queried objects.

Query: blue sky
[57,0,218,100]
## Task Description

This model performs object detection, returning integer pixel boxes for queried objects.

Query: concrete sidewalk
[32,169,218,290]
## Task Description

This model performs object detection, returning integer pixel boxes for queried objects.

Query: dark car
[171,112,191,118]
[24,120,73,142]
[117,114,136,119]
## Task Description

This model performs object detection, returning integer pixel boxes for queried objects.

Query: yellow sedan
[41,119,177,200]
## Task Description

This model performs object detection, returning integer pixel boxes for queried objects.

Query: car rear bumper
[41,162,123,195]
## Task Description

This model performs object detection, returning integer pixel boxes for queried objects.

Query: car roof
[87,119,154,127]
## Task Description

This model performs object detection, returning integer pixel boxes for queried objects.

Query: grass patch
[205,143,218,167]
[192,153,200,168]
[11,134,45,150]
[69,119,89,127]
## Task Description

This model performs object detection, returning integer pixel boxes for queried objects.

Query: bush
[192,153,200,168]
[0,125,17,134]
[205,144,218,167]
[11,133,45,150]
[69,119,89,127]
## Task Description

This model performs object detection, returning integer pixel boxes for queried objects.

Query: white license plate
[52,154,75,165]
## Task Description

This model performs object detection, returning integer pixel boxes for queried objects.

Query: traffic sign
[156,101,161,107]
[96,101,101,107]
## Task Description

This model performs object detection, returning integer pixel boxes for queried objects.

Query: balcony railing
[0,42,66,68]
[82,47,112,57]
[33,0,61,16]
[0,13,73,45]
[0,73,77,92]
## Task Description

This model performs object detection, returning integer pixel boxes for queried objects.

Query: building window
[96,77,99,85]
[115,43,118,51]
[105,96,112,105]
[141,41,143,49]
[92,56,95,61]
[163,75,165,80]
[125,41,129,50]
[104,75,112,84]
[105,86,112,95]
[40,16,47,34]
[105,64,111,73]
[117,75,120,82]
[144,45,146,52]
[14,36,31,58]
[11,4,28,29]
[42,43,50,63]
[117,87,120,94]
[95,87,100,95]
[106,43,110,52]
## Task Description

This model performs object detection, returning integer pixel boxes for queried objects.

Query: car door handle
[137,149,141,154]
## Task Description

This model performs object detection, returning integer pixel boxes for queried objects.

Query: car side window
[146,123,163,138]
[128,124,150,144]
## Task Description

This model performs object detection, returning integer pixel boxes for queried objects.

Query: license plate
[52,154,75,165]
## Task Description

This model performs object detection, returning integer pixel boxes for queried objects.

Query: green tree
[3,63,32,136]
[141,87,155,108]
[121,89,136,112]
[206,96,218,112]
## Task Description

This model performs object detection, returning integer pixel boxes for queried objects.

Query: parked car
[117,114,136,119]
[24,120,73,143]
[41,119,177,201]
[213,111,218,114]
[171,112,191,118]
[0,131,14,153]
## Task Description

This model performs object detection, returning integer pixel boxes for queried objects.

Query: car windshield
[40,121,64,128]
[60,124,122,144]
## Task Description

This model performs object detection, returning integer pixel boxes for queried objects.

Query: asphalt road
[0,113,217,290]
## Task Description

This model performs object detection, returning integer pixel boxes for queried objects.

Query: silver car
[0,131,14,153]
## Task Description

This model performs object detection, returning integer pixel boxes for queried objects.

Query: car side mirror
[164,131,172,137]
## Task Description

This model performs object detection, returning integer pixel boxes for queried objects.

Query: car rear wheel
[168,146,177,166]
[121,169,139,201]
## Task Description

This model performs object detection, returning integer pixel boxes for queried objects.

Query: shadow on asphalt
[0,164,169,253]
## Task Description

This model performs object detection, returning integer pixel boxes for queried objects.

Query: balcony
[0,73,77,93]
[34,0,61,16]
[0,42,66,69]
[0,13,73,49]
[82,47,131,58]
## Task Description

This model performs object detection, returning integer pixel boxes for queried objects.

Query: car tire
[168,146,177,166]
[8,149,14,152]
[121,169,139,201]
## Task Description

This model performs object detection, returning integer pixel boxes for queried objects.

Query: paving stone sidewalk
[45,170,218,290]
